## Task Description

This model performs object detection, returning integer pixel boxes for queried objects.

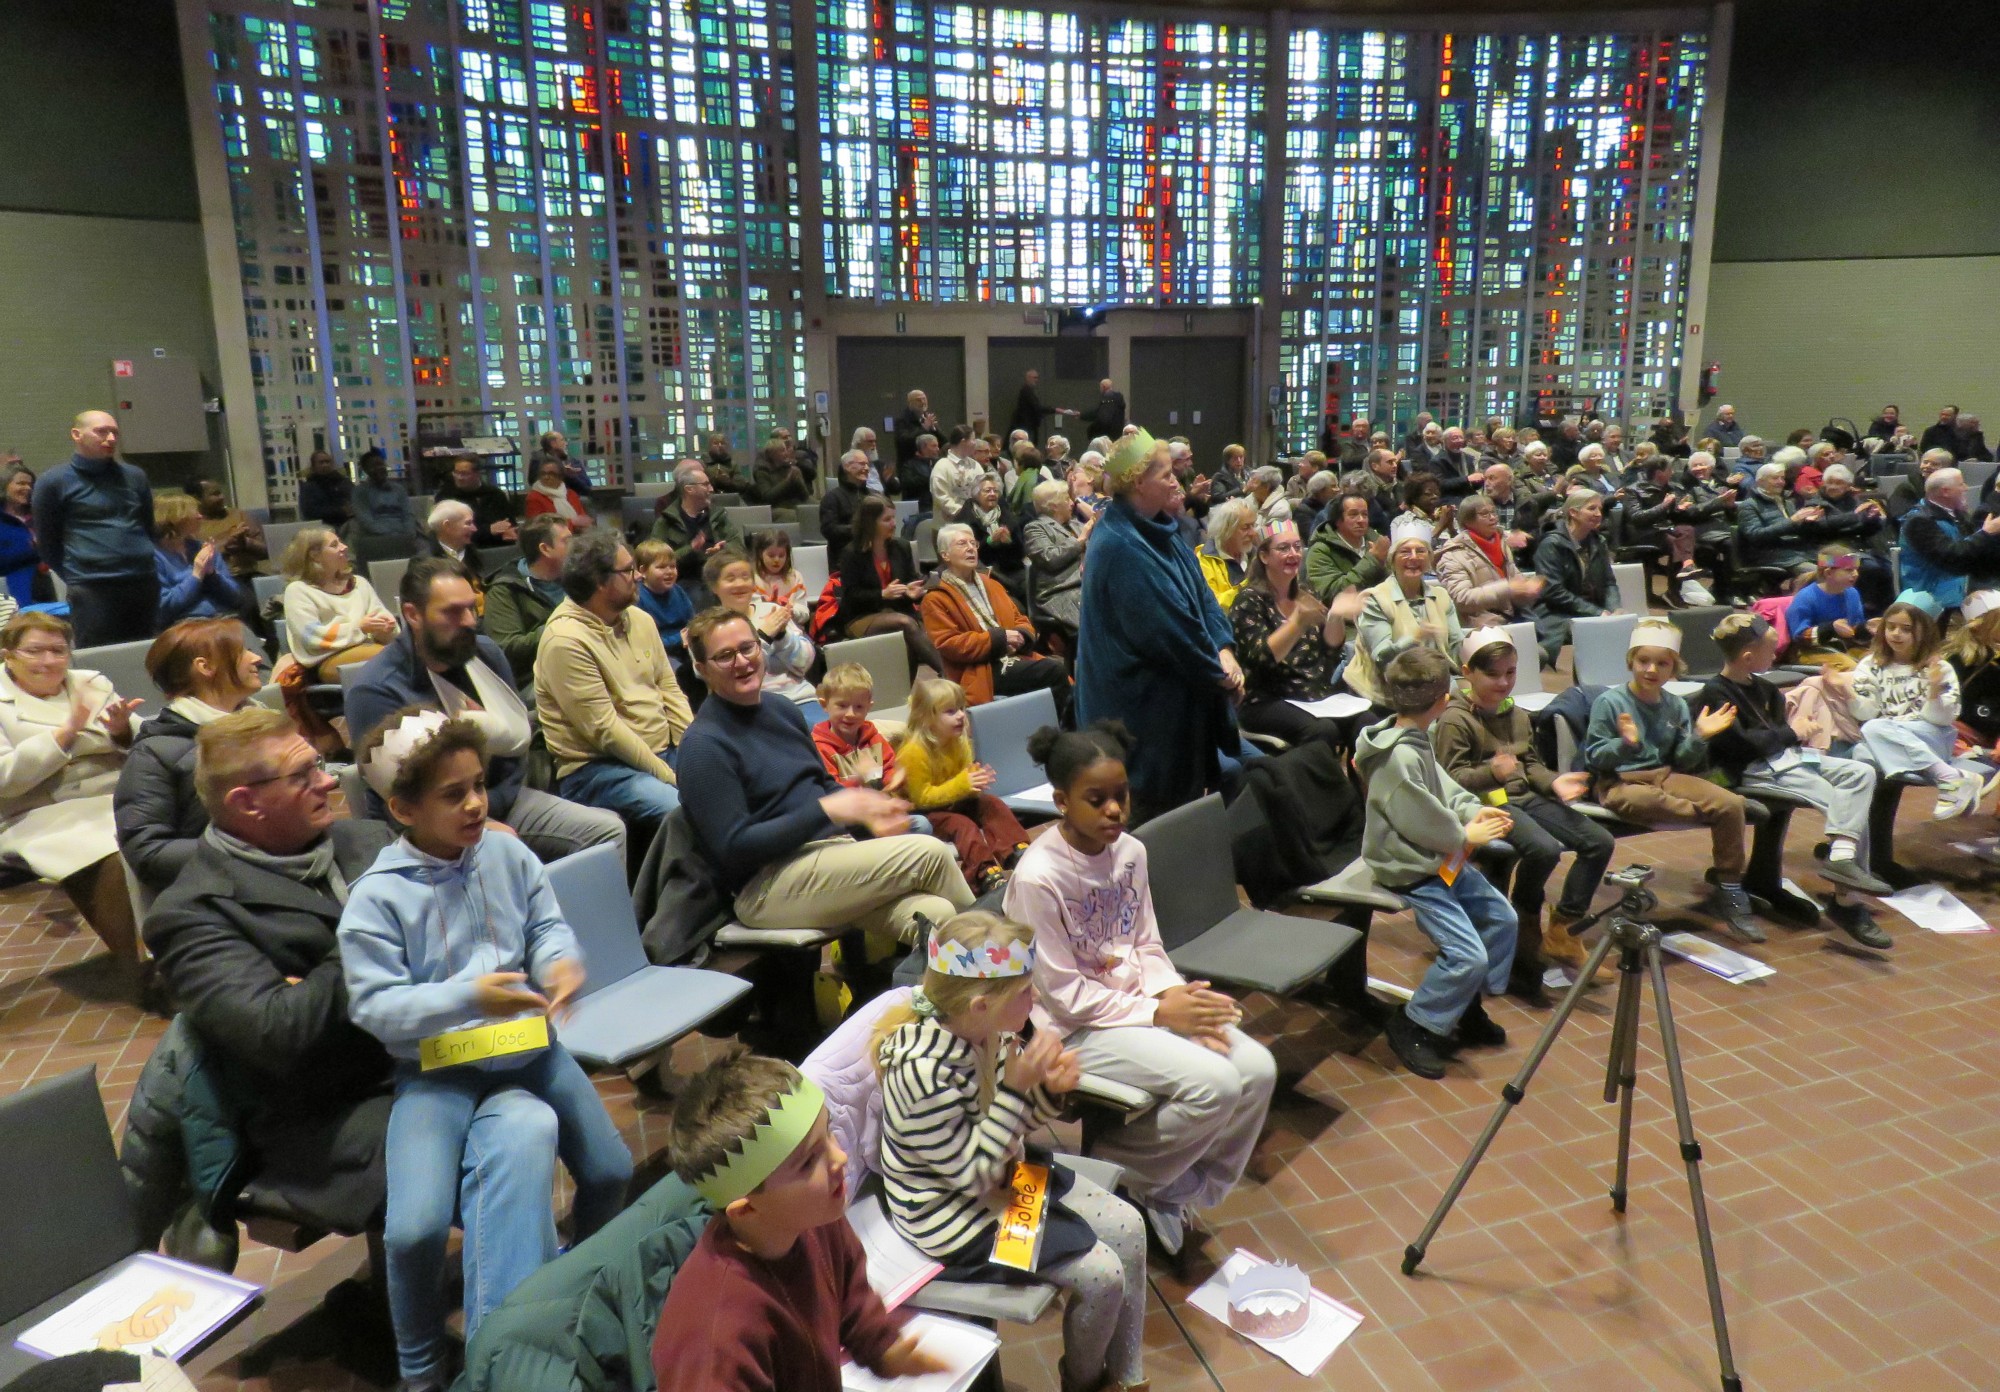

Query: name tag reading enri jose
[989,1161,1050,1272]
[419,1015,549,1072]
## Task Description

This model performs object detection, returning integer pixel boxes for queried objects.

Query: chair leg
[1868,783,1921,890]
[1318,907,1384,1028]
[1742,804,1819,926]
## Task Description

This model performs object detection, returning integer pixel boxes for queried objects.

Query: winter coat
[1303,528,1387,602]
[1737,490,1820,570]
[481,563,561,682]
[1433,531,1524,628]
[920,572,1036,706]
[113,706,211,891]
[453,1174,711,1392]
[1346,577,1462,707]
[144,819,398,1233]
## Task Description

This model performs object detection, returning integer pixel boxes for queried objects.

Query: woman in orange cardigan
[920,523,1071,720]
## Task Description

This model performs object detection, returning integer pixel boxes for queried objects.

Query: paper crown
[1820,552,1859,571]
[1461,627,1516,663]
[1628,619,1683,655]
[1388,515,1433,552]
[927,934,1035,979]
[689,1075,827,1208]
[1894,589,1944,618]
[1966,590,2000,624]
[1103,429,1159,487]
[1226,1261,1312,1338]
[1257,518,1301,547]
[361,708,454,801]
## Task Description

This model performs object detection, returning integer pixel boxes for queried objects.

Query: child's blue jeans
[383,1041,633,1382]
[1401,867,1518,1037]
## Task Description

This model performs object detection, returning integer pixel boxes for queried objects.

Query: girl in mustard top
[897,678,1030,892]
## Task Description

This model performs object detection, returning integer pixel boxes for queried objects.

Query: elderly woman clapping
[0,612,147,969]
[1023,479,1092,638]
[921,523,1069,717]
[1344,517,1465,707]
[1737,454,1828,583]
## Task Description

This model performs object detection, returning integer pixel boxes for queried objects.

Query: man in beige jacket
[535,529,693,834]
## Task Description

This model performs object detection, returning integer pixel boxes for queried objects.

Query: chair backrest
[894,499,920,524]
[351,532,420,566]
[712,491,745,509]
[969,687,1060,797]
[472,545,517,578]
[262,519,311,563]
[824,631,912,711]
[1612,561,1648,613]
[1670,605,1735,678]
[244,506,273,525]
[74,638,161,717]
[369,556,413,603]
[633,480,674,500]
[1962,458,1999,498]
[337,660,370,692]
[1504,620,1543,695]
[801,987,909,1199]
[795,543,830,596]
[0,1066,139,1324]
[1132,793,1243,952]
[723,504,773,527]
[797,508,825,542]
[913,517,942,567]
[746,521,802,548]
[1571,612,1640,687]
[252,572,287,611]
[621,495,654,531]
[544,843,647,998]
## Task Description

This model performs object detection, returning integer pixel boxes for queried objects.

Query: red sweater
[651,1217,906,1392]
[812,717,900,790]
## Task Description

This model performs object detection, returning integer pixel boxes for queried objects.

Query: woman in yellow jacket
[1196,497,1259,611]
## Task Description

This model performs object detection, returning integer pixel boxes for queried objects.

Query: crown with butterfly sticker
[927,933,1036,979]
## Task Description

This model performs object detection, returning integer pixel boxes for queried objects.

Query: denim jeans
[557,748,681,823]
[1401,867,1518,1036]
[383,1043,633,1382]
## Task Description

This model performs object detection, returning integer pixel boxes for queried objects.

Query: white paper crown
[362,708,454,800]
[1388,515,1433,552]
[1628,619,1683,655]
[1226,1261,1312,1338]
[927,934,1035,979]
[1461,627,1515,663]
[1966,589,2000,624]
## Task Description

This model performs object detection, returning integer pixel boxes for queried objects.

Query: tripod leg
[1604,947,1645,1214]
[1401,928,1620,1278]
[1643,943,1745,1392]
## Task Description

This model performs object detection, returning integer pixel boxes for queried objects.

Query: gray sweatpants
[1064,1025,1276,1211]
[1738,752,1877,860]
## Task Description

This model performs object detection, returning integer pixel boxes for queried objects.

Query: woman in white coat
[0,611,145,967]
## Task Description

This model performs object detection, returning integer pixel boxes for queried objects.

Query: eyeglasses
[243,755,328,792]
[611,564,638,579]
[703,640,761,667]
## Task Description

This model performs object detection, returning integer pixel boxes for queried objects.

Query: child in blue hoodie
[339,707,633,1392]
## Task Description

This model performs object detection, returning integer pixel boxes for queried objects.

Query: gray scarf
[203,824,350,906]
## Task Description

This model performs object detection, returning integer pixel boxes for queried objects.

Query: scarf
[944,570,1016,671]
[1467,527,1509,577]
[202,823,350,906]
[972,504,1004,535]
[531,478,581,522]
[167,695,237,726]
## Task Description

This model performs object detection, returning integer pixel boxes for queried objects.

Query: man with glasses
[648,460,740,583]
[534,529,693,840]
[676,606,974,957]
[347,555,625,863]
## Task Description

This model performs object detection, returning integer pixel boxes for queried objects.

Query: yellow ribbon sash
[419,1015,549,1072]
[990,1160,1051,1271]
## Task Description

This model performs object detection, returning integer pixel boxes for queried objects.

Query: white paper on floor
[1877,883,1991,934]
[1950,837,2000,863]
[1659,933,1776,982]
[1188,1249,1364,1376]
[1285,692,1373,719]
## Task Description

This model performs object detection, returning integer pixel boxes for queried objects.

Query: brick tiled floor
[5,797,1999,1390]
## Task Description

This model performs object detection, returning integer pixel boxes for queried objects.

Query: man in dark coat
[893,389,941,468]
[1087,378,1127,440]
[1009,368,1073,441]
[435,454,519,548]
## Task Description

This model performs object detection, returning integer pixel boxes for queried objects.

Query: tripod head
[1564,863,1661,938]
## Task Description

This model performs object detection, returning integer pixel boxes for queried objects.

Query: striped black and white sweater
[876,1015,1062,1259]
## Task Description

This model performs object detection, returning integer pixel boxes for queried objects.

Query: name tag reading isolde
[990,1160,1050,1271]
[419,1015,549,1072]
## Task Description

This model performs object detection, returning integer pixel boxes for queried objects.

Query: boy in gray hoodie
[1355,647,1519,1079]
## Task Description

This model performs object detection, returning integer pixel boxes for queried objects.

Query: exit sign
[113,359,134,378]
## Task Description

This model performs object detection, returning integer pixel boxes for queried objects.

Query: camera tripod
[1399,867,1744,1392]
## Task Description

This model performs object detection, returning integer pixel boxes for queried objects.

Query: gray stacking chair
[968,687,1060,818]
[73,638,162,717]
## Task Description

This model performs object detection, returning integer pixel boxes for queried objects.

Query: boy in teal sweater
[1356,647,1518,1080]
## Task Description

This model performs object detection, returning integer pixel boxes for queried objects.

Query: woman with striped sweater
[873,911,1149,1392]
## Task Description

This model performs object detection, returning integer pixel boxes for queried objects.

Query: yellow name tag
[990,1161,1050,1271]
[1438,846,1468,887]
[419,1015,549,1072]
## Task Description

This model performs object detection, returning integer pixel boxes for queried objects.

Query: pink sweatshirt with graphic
[1003,831,1183,1038]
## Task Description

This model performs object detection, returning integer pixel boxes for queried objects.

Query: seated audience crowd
[5,394,1990,1389]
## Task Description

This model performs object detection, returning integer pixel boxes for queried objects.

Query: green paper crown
[692,1075,828,1208]
[1103,429,1159,488]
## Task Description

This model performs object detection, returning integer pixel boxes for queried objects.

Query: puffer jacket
[113,706,210,891]
[453,1174,711,1392]
[119,1014,250,1261]
[1432,530,1522,628]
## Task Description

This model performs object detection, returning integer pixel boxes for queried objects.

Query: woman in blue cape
[1076,430,1244,822]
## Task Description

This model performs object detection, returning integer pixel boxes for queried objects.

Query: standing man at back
[34,410,157,645]
[1088,378,1127,440]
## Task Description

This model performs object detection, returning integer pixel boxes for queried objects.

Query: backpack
[810,573,845,643]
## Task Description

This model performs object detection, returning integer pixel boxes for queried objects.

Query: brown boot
[1543,911,1615,983]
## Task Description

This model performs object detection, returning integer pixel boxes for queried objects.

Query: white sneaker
[1680,578,1717,605]
[1933,773,1981,820]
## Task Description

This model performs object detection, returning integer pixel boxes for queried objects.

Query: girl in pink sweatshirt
[1002,721,1277,1258]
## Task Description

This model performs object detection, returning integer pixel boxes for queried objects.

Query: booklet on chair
[14,1252,263,1362]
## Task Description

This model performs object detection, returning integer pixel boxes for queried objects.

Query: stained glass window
[199,0,802,501]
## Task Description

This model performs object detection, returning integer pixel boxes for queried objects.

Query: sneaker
[1819,852,1892,896]
[1386,1006,1451,1080]
[1834,908,1895,950]
[1932,773,1981,820]
[1142,1202,1186,1257]
[1455,998,1508,1049]
[1680,577,1717,605]
[1704,882,1765,943]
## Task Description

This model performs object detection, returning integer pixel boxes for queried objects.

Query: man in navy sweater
[675,608,973,948]
[33,410,157,645]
